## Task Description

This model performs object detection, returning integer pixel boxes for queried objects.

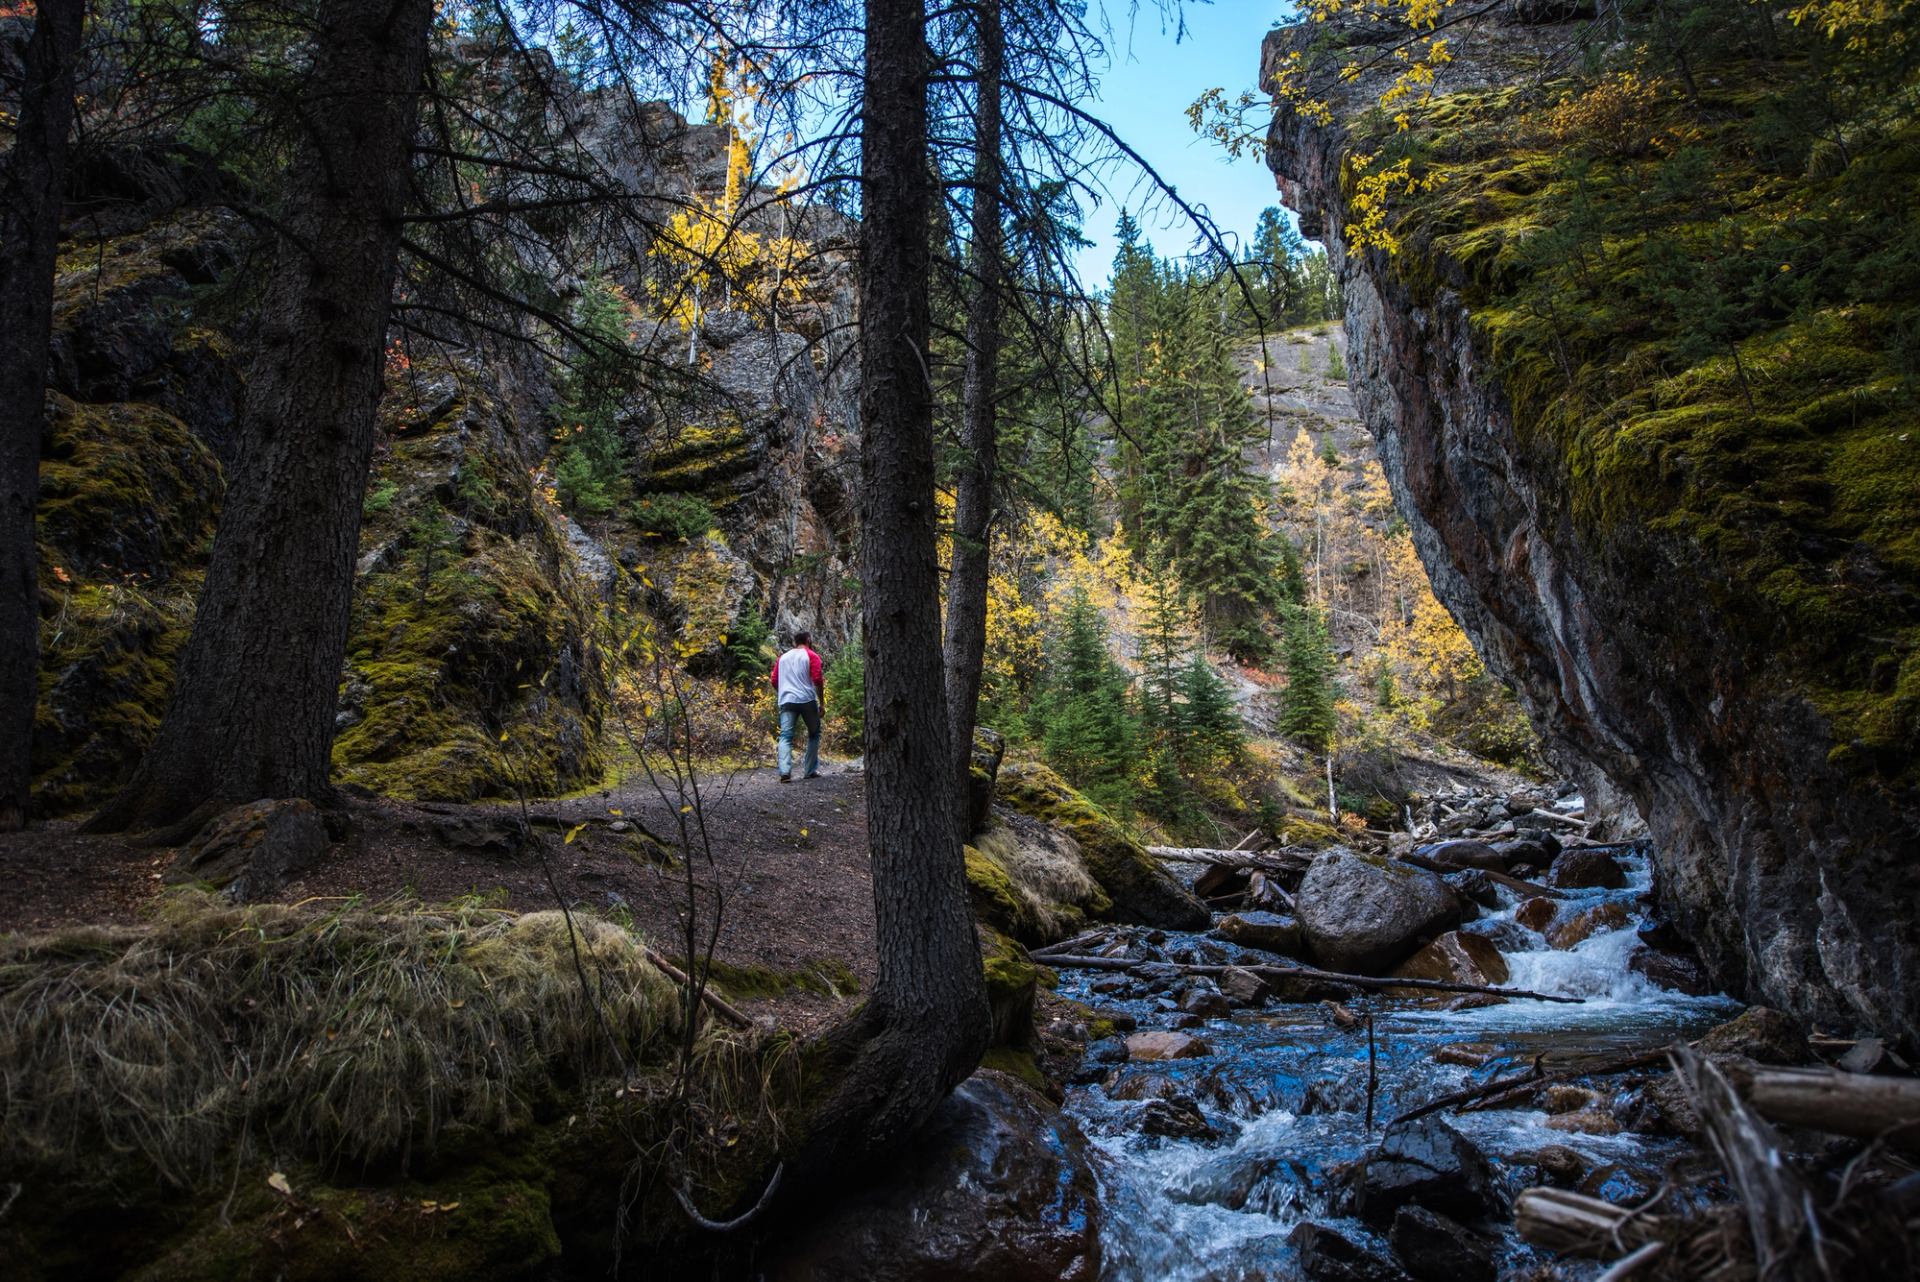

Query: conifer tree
[1176,653,1243,772]
[1036,590,1134,811]
[1279,602,1337,752]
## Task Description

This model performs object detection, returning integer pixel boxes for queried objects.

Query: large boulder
[1694,1007,1811,1065]
[768,1072,1102,1282]
[1352,1117,1503,1225]
[996,764,1208,930]
[1297,849,1463,975]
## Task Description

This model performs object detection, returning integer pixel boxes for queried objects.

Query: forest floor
[0,754,876,1033]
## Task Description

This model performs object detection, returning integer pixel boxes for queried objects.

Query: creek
[1056,847,1739,1280]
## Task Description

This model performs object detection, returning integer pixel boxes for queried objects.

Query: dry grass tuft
[973,818,1105,938]
[0,891,690,1188]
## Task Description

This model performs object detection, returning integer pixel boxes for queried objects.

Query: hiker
[770,629,824,782]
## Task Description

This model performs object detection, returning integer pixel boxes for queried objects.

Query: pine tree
[553,279,635,518]
[1133,557,1192,738]
[1176,654,1243,772]
[1036,590,1134,812]
[1279,603,1337,752]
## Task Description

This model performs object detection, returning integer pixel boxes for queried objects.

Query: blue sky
[1071,2,1296,286]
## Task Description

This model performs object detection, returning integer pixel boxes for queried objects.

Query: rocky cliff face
[34,77,862,811]
[1263,15,1919,1046]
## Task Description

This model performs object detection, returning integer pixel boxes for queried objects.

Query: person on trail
[770,630,824,782]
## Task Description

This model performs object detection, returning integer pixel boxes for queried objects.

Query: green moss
[695,956,861,1001]
[1378,70,1920,788]
[31,395,222,814]
[964,842,1041,940]
[979,926,1052,1050]
[334,366,607,802]
[979,1047,1049,1093]
[995,762,1209,930]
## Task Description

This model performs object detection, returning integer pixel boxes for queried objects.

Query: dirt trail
[1,758,880,1027]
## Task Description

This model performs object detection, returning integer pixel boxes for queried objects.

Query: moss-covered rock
[996,762,1209,931]
[333,361,606,801]
[32,395,222,814]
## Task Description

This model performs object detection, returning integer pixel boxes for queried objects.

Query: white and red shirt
[771,646,824,707]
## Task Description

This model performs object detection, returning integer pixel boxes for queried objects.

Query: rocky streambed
[1056,836,1738,1280]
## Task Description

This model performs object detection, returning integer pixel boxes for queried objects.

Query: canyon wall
[1263,15,1919,1046]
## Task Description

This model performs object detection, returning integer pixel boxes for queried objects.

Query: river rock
[1108,1071,1180,1102]
[1289,1221,1411,1282]
[1694,1007,1811,1065]
[1445,869,1505,910]
[1545,1110,1621,1136]
[1463,919,1533,952]
[1213,966,1269,1007]
[1513,1144,1592,1187]
[1514,896,1559,934]
[1139,1096,1222,1143]
[1548,849,1626,890]
[1353,1117,1503,1225]
[1492,836,1558,870]
[1629,945,1713,995]
[1548,901,1629,949]
[1125,1030,1211,1061]
[767,1072,1102,1282]
[1542,1084,1602,1115]
[1431,1041,1500,1068]
[1387,931,1510,995]
[1415,840,1507,872]
[166,798,328,903]
[1297,849,1463,975]
[1216,911,1304,956]
[1177,987,1231,1018]
[1387,1206,1496,1282]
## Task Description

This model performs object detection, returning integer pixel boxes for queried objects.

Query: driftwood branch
[643,947,755,1029]
[1725,1061,1920,1153]
[1516,1187,1674,1259]
[1029,928,1112,959]
[1042,954,1585,1004]
[1394,1046,1674,1125]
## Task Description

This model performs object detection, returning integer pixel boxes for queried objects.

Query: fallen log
[1516,1187,1673,1259]
[1041,954,1586,1004]
[1400,852,1567,900]
[1147,846,1313,874]
[1524,808,1589,828]
[1726,1061,1920,1152]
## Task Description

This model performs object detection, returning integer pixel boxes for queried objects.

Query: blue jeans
[778,701,821,777]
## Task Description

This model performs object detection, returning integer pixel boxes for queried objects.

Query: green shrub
[825,646,865,745]
[629,491,716,541]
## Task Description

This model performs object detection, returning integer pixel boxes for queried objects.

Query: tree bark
[87,0,436,838]
[942,0,1003,843]
[796,0,991,1176]
[0,0,85,833]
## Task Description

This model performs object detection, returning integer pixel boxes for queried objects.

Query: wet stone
[1431,1041,1501,1069]
[1387,1205,1496,1282]
[1549,901,1629,950]
[1514,896,1559,934]
[1215,911,1304,956]
[1353,1117,1504,1225]
[1695,1007,1811,1065]
[1548,849,1627,890]
[1124,1030,1211,1061]
[1544,1109,1621,1136]
[1289,1221,1411,1282]
[1629,946,1713,995]
[1178,987,1232,1019]
[1138,1096,1224,1143]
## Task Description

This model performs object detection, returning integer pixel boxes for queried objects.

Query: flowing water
[1056,849,1739,1280]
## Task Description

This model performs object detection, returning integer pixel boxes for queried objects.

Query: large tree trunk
[0,0,85,833]
[942,0,1004,843]
[87,0,436,838]
[797,0,991,1175]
